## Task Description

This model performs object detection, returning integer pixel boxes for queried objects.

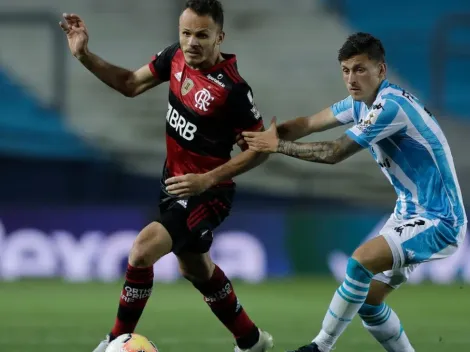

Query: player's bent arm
[277,107,343,141]
[78,52,160,97]
[276,134,363,164]
[205,150,269,186]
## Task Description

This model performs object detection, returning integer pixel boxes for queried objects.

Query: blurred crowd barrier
[0,1,469,285]
[0,203,468,284]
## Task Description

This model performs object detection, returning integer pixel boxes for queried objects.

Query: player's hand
[235,133,248,151]
[165,173,213,197]
[242,117,279,153]
[59,13,89,58]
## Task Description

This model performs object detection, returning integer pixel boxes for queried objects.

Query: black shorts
[157,184,235,255]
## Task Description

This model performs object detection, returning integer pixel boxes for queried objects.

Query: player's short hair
[184,0,224,29]
[338,32,385,63]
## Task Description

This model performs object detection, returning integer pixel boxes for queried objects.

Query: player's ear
[379,62,387,78]
[216,30,225,45]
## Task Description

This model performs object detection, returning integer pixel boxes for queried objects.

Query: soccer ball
[105,333,159,352]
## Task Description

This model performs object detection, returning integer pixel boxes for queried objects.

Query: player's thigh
[370,217,463,290]
[177,251,215,282]
[381,217,461,269]
[158,186,234,256]
[128,221,173,267]
[352,235,395,274]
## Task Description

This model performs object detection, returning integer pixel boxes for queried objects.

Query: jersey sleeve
[331,96,354,124]
[148,42,180,82]
[228,83,264,133]
[345,100,405,148]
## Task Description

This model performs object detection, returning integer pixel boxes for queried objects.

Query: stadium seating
[0,68,101,159]
[0,0,468,205]
[340,0,470,118]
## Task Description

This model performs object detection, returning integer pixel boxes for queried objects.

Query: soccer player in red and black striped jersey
[60,1,273,351]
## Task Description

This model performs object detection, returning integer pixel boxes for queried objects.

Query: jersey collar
[378,79,390,94]
[184,53,237,75]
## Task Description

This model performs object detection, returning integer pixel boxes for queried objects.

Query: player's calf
[178,249,215,282]
[311,257,374,351]
[359,303,415,352]
[310,237,395,351]
[110,222,173,339]
[179,252,262,350]
[357,280,414,352]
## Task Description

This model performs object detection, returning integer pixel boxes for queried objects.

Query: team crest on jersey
[195,88,215,112]
[181,78,195,96]
[358,115,373,134]
[358,109,379,135]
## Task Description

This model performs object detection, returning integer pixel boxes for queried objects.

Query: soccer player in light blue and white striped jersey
[242,32,467,352]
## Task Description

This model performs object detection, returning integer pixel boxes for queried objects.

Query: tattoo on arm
[276,134,363,164]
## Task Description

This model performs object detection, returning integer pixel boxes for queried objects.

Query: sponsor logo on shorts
[394,219,425,235]
[177,199,188,208]
[406,249,416,261]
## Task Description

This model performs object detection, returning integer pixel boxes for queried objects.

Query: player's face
[341,54,386,105]
[179,9,224,69]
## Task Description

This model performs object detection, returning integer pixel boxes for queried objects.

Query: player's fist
[165,173,214,197]
[59,13,89,59]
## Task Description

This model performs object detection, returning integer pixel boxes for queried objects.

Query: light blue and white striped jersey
[331,79,467,229]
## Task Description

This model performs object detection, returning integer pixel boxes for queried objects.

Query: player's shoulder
[374,82,405,110]
[378,81,418,108]
[155,42,181,60]
[211,53,253,93]
[369,96,402,120]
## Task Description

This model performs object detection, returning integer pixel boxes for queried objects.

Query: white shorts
[373,214,466,289]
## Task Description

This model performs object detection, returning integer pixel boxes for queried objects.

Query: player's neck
[189,53,224,71]
[365,79,386,108]
[365,97,376,108]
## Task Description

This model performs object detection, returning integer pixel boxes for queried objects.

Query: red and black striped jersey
[148,43,263,185]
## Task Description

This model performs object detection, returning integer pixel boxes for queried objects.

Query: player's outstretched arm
[277,107,343,141]
[242,118,363,164]
[59,13,159,97]
[276,134,362,164]
[165,141,268,197]
[235,107,341,149]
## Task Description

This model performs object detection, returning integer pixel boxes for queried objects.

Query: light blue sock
[313,258,373,351]
[359,303,415,352]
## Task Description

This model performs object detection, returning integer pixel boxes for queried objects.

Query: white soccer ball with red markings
[105,333,159,352]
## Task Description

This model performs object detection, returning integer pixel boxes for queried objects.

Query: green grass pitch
[3,278,468,351]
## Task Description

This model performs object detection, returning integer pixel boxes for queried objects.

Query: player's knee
[345,257,374,282]
[179,256,215,283]
[129,221,172,268]
[352,236,394,274]
[181,270,211,283]
[351,248,376,272]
